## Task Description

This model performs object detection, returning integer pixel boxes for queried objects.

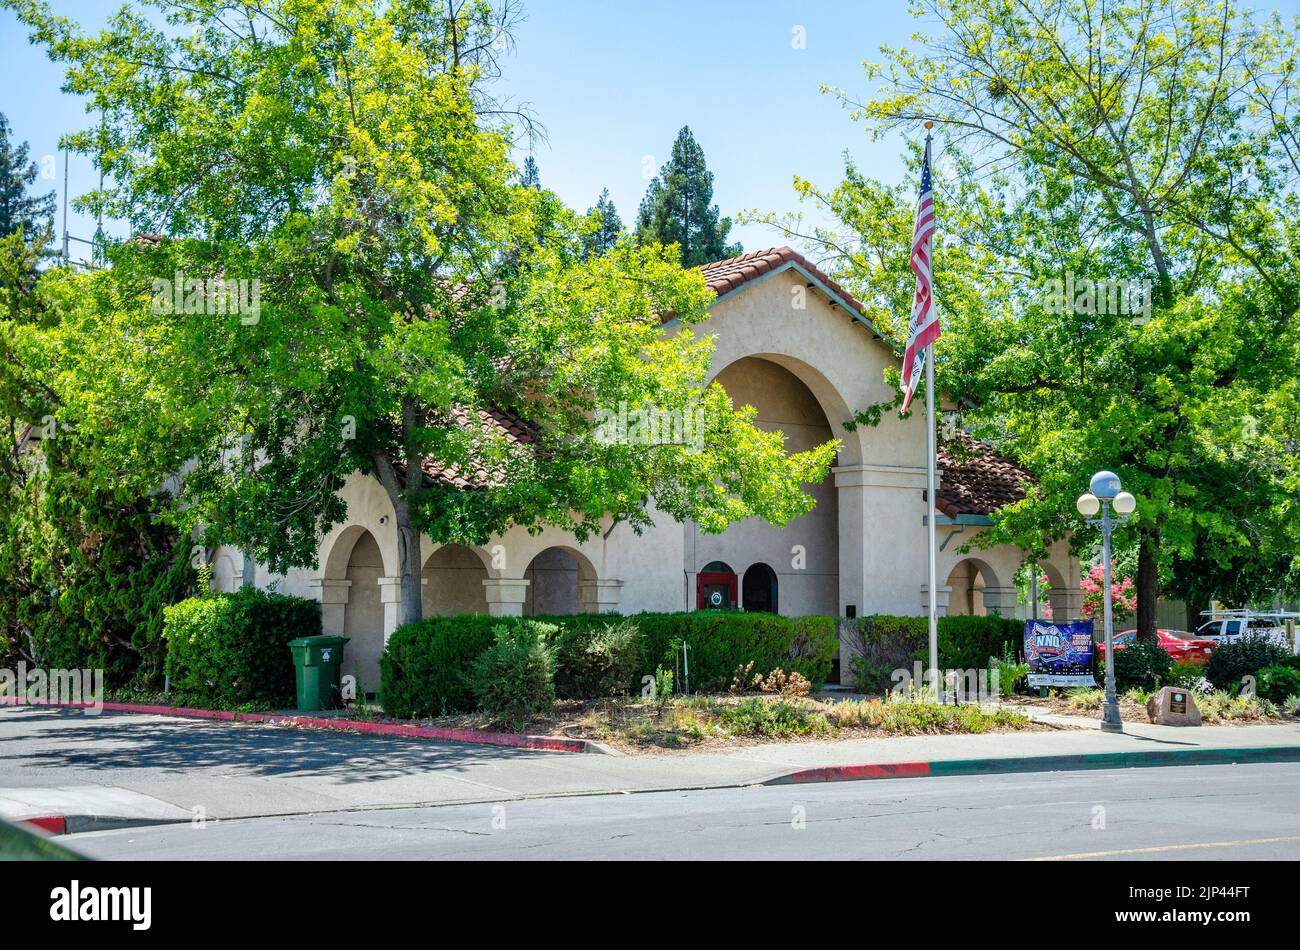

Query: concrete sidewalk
[2,705,1298,831]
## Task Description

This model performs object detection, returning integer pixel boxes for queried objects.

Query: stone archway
[523,546,597,616]
[340,530,385,693]
[945,557,1001,617]
[422,544,490,615]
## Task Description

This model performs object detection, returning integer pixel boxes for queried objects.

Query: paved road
[66,763,1300,860]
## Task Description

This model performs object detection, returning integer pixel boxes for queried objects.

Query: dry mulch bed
[329,692,1071,755]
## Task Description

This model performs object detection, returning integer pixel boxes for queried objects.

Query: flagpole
[923,123,940,704]
[925,343,939,702]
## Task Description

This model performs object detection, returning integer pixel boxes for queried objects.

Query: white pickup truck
[1194,611,1299,652]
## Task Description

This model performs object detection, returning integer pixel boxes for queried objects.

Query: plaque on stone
[1145,686,1201,726]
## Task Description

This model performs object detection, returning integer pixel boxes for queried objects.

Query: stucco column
[835,462,929,616]
[1048,586,1084,622]
[980,586,1021,616]
[920,584,952,617]
[305,578,352,636]
[578,578,624,614]
[377,576,403,639]
[483,578,530,617]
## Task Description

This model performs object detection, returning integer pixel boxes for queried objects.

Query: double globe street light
[1077,471,1138,733]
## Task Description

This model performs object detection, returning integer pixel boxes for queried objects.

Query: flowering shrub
[1080,562,1136,622]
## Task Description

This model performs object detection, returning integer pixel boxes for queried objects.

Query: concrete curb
[764,744,1300,785]
[17,813,68,835]
[5,699,603,754]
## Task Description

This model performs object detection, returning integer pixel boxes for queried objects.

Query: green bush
[627,612,838,692]
[163,588,320,709]
[719,698,829,737]
[842,614,1024,692]
[468,621,557,728]
[1112,641,1171,692]
[936,615,1025,671]
[379,614,500,717]
[1257,665,1300,704]
[552,618,641,699]
[1205,634,1288,694]
[1166,659,1208,691]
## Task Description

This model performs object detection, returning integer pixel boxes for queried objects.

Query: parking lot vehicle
[1097,629,1218,664]
[1194,610,1300,652]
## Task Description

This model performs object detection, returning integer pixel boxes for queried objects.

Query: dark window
[742,563,778,614]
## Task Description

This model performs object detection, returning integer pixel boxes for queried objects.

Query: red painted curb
[4,698,593,754]
[770,761,934,784]
[18,814,68,835]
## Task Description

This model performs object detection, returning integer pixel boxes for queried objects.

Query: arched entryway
[742,563,778,613]
[523,547,595,616]
[691,356,839,616]
[946,557,999,617]
[422,544,489,615]
[341,530,385,693]
[697,560,738,610]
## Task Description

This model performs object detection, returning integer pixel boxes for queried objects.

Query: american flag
[900,135,940,414]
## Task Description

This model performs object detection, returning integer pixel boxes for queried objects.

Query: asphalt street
[65,762,1300,860]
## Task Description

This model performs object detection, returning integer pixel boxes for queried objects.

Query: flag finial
[924,119,934,129]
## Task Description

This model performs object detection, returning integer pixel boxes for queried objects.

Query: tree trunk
[371,436,424,630]
[1136,529,1159,642]
[394,506,423,628]
[1185,587,1211,633]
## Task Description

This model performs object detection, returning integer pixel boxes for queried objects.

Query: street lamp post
[1076,471,1137,734]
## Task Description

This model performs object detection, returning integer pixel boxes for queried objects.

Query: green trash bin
[288,635,349,711]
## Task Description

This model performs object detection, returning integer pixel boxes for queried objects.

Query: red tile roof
[416,406,537,489]
[934,432,1035,517]
[696,246,872,324]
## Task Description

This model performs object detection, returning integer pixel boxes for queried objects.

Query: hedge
[379,611,840,717]
[842,614,1025,691]
[379,614,502,719]
[163,588,320,709]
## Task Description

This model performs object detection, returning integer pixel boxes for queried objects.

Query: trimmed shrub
[1112,641,1171,692]
[379,614,499,718]
[936,615,1025,671]
[552,618,640,699]
[1257,665,1300,704]
[843,614,1024,692]
[628,612,838,691]
[1205,634,1287,694]
[468,621,557,728]
[163,588,320,709]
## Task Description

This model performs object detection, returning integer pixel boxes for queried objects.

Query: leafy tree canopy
[3,0,835,628]
[752,0,1300,633]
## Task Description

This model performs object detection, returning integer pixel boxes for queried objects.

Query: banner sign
[1024,620,1097,687]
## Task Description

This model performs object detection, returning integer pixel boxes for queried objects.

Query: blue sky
[4,1,1298,253]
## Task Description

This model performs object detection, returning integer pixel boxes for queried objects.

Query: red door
[697,570,738,610]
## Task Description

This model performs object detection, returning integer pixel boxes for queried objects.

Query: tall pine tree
[635,127,741,266]
[0,114,56,240]
[582,187,623,258]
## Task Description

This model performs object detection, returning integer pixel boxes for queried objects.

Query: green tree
[582,187,623,258]
[0,113,55,242]
[6,0,836,630]
[520,155,540,189]
[754,0,1300,639]
[636,127,741,266]
[0,231,193,682]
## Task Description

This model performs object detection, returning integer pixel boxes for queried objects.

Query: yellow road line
[1021,835,1300,861]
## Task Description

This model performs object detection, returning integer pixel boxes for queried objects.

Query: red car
[1096,629,1218,664]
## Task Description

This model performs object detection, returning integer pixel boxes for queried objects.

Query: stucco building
[210,247,1082,687]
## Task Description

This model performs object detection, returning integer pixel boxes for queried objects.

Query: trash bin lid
[288,635,350,647]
